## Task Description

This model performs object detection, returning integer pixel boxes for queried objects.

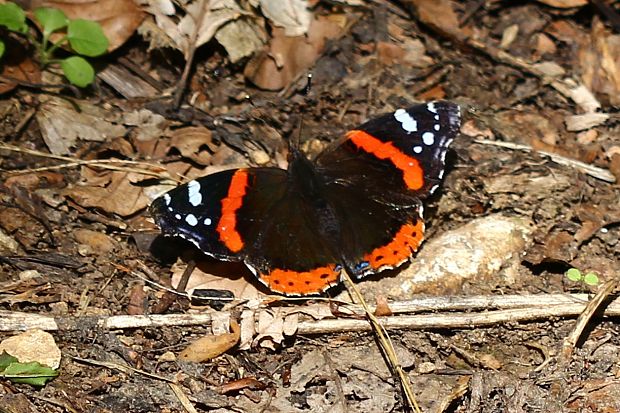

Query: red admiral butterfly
[150,101,461,295]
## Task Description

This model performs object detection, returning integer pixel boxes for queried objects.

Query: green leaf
[2,361,58,386]
[583,272,599,286]
[565,268,582,282]
[67,19,108,57]
[0,40,5,59]
[0,2,28,33]
[60,56,95,87]
[0,351,19,370]
[34,7,68,36]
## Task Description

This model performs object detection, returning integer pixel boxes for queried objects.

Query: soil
[1,1,619,412]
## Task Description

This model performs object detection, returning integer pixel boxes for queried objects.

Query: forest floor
[1,0,620,412]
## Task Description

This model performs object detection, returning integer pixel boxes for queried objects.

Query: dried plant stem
[342,271,420,412]
[1,293,616,333]
[474,139,616,183]
[0,143,171,180]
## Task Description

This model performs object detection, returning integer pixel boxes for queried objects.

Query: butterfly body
[150,101,461,295]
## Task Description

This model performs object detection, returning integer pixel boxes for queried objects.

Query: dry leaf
[179,320,240,362]
[144,0,247,58]
[169,126,216,165]
[0,39,41,94]
[215,18,267,63]
[219,377,266,394]
[535,0,587,7]
[171,259,262,300]
[31,0,145,52]
[579,19,620,106]
[258,0,311,36]
[73,229,118,254]
[244,15,344,90]
[65,171,154,216]
[36,97,126,155]
[405,0,462,38]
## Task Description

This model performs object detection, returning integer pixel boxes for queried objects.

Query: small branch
[474,139,616,183]
[0,293,617,333]
[560,279,618,363]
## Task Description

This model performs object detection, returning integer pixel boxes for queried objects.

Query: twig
[342,271,420,412]
[169,382,199,413]
[463,38,600,112]
[0,143,171,180]
[560,278,618,363]
[473,139,616,183]
[72,356,176,382]
[2,293,616,333]
[172,0,207,109]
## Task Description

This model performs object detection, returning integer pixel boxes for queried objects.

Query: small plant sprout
[0,3,108,87]
[565,268,600,287]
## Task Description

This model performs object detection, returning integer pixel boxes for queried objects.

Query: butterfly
[150,101,461,295]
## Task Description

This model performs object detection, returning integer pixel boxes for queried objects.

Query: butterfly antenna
[293,73,313,153]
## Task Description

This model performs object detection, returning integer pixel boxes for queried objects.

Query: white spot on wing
[427,102,437,114]
[422,132,435,145]
[187,180,202,207]
[394,108,417,132]
[434,124,440,131]
[204,217,212,226]
[163,193,171,205]
[413,146,423,153]
[175,214,182,220]
[185,214,198,226]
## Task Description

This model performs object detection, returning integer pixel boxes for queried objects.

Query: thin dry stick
[75,356,198,412]
[169,383,200,413]
[0,143,170,180]
[172,0,207,109]
[2,293,617,332]
[560,278,618,362]
[464,38,595,111]
[342,271,420,413]
[474,139,616,183]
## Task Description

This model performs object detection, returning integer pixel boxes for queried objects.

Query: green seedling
[0,351,58,386]
[565,268,600,287]
[0,2,108,87]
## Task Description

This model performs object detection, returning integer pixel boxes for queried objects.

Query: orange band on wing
[259,264,340,295]
[347,130,424,190]
[216,170,249,252]
[363,220,424,270]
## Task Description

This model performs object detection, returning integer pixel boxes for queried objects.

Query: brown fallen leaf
[244,15,344,90]
[144,0,247,59]
[64,171,152,217]
[36,96,127,155]
[404,0,463,39]
[0,38,41,94]
[218,377,266,394]
[374,294,393,317]
[179,320,240,362]
[169,126,217,166]
[579,18,620,106]
[31,0,145,52]
[73,229,118,254]
[535,0,587,7]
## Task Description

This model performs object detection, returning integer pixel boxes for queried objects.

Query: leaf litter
[0,0,620,412]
